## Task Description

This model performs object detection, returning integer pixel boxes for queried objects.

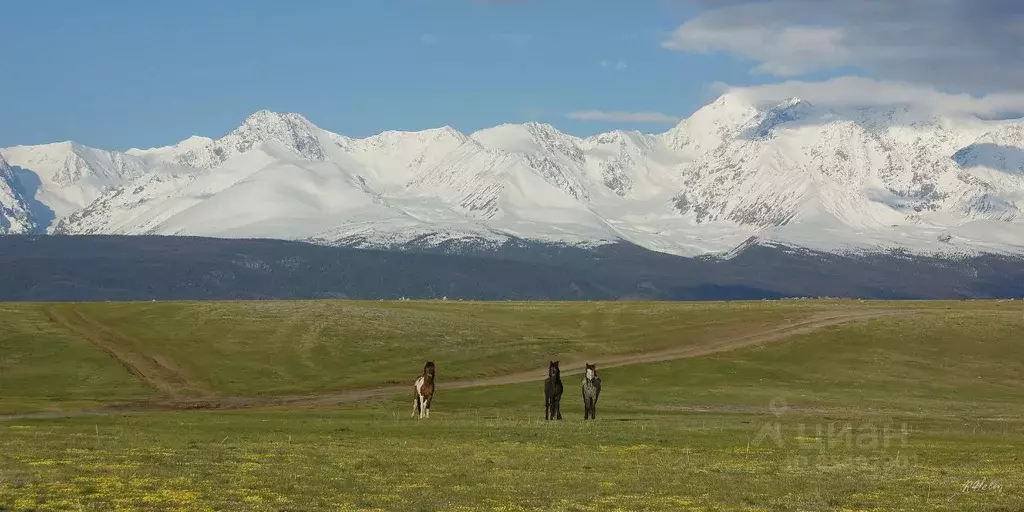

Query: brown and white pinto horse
[412,361,436,419]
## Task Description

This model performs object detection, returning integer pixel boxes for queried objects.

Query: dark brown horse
[544,361,563,420]
[412,361,436,419]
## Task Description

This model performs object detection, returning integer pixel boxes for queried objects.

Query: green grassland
[2,300,858,408]
[1,300,1023,511]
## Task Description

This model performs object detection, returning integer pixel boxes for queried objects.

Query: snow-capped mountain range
[3,93,1024,257]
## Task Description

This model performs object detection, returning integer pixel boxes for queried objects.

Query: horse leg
[425,397,432,418]
[590,399,596,420]
[412,394,420,418]
[555,396,563,420]
[545,396,550,420]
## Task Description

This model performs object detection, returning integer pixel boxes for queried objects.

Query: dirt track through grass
[44,307,208,397]
[1,308,902,420]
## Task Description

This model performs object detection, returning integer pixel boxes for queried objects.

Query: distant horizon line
[6,91,1024,153]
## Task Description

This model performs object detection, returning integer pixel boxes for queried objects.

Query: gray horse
[581,363,601,420]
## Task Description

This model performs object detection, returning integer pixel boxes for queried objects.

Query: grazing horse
[544,361,563,420]
[581,363,601,420]
[412,361,436,419]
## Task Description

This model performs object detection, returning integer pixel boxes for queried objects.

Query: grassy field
[1,300,1023,511]
[2,300,859,409]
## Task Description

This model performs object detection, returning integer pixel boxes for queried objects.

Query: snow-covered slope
[5,94,1024,257]
[0,153,35,233]
[666,96,1024,253]
[0,141,150,221]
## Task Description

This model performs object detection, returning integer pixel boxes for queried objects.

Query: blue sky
[3,0,1021,149]
[0,0,757,148]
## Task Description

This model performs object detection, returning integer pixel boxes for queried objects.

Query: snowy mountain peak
[745,97,823,139]
[126,135,214,157]
[233,110,322,147]
[663,93,760,154]
[431,125,464,139]
[366,125,467,147]
[471,122,584,163]
[239,109,314,132]
[953,123,1024,174]
[585,129,652,149]
[975,123,1024,147]
[180,134,214,146]
[0,140,146,189]
[778,96,806,108]
[174,110,327,168]
[705,91,756,110]
[14,140,84,158]
[522,121,565,135]
[6,95,1024,257]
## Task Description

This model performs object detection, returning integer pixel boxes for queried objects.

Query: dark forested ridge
[1,235,1022,301]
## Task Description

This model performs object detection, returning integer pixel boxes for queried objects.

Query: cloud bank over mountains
[663,0,1024,119]
[666,0,1024,92]
[712,77,1024,120]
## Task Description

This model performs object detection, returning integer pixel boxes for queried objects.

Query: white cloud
[715,76,1024,118]
[600,60,628,71]
[665,0,1024,93]
[664,19,848,76]
[567,110,681,123]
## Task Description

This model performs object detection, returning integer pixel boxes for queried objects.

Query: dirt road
[0,308,904,421]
